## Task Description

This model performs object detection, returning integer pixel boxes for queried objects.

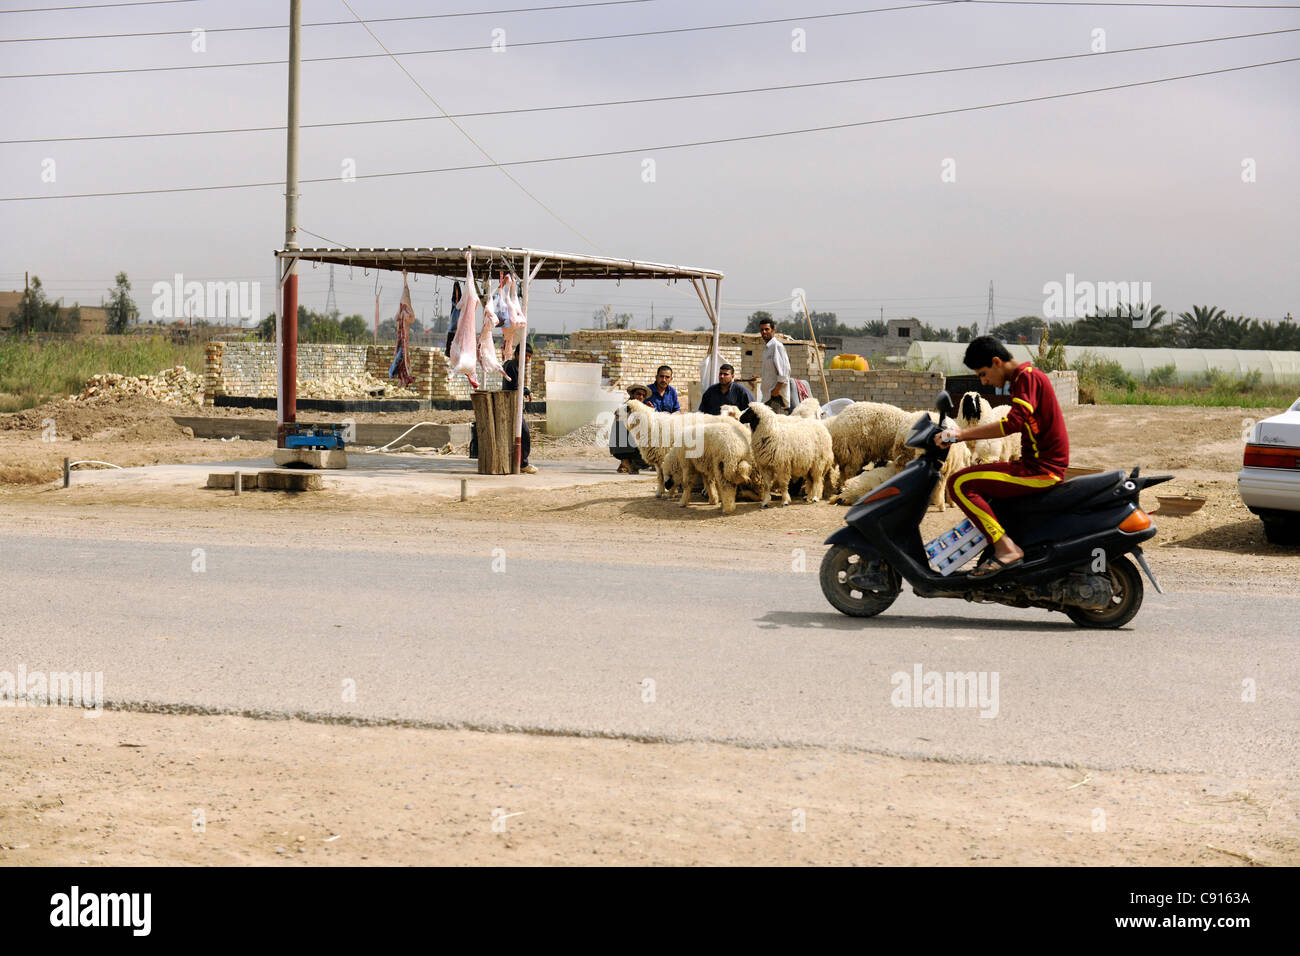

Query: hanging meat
[449,256,481,389]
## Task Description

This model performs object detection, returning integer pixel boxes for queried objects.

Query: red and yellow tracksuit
[946,364,1070,544]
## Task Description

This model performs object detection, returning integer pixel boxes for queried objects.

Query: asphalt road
[2,533,1294,776]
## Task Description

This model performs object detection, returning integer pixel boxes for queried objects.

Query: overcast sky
[2,0,1297,333]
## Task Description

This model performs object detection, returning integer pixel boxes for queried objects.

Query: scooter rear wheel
[819,546,900,618]
[1065,554,1144,629]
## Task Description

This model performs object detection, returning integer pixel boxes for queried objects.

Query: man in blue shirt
[646,365,680,413]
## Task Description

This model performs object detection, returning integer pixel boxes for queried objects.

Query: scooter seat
[1006,469,1124,519]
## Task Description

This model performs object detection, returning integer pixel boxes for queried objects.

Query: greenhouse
[905,342,1300,388]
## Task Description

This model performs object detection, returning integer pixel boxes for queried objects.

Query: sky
[1,0,1297,334]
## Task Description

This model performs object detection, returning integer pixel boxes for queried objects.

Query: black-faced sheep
[957,391,1021,464]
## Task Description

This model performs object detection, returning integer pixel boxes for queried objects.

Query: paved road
[1,533,1294,775]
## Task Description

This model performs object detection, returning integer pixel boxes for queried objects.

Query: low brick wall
[205,342,504,404]
[1048,370,1079,407]
[820,369,947,409]
[565,329,825,409]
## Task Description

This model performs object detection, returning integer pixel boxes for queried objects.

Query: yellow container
[831,354,868,371]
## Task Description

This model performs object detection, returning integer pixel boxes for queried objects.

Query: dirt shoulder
[3,707,1293,866]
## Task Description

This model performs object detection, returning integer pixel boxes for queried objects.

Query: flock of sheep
[620,391,1021,515]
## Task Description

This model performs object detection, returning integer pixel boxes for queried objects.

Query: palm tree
[1175,305,1227,348]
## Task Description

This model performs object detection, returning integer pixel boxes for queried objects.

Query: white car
[1238,396,1300,545]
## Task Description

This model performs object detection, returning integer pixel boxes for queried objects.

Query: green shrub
[1144,364,1177,387]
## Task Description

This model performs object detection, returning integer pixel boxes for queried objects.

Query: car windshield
[1291,397,1300,413]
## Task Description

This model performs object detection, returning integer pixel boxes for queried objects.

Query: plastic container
[924,518,988,576]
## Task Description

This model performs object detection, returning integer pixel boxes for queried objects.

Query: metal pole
[278,0,301,448]
[63,457,70,488]
[514,253,529,474]
[24,271,29,335]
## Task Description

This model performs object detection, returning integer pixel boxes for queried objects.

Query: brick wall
[1048,370,1079,407]
[204,342,504,404]
[819,369,947,409]
[564,330,824,409]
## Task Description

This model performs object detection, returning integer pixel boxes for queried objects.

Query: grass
[0,335,206,412]
[1074,355,1294,408]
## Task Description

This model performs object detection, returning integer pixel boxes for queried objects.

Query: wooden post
[472,390,516,475]
[799,292,832,404]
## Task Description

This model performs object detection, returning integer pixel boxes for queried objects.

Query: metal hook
[555,263,565,294]
[349,258,354,280]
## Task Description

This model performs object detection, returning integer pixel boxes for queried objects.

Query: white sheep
[823,401,918,491]
[790,397,821,419]
[828,463,899,505]
[674,415,755,515]
[621,399,717,498]
[741,401,835,506]
[661,405,748,506]
[957,392,1021,464]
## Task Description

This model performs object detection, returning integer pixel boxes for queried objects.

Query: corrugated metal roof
[275,246,724,282]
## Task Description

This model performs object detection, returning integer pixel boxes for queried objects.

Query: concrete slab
[258,471,323,492]
[205,472,259,491]
[273,448,348,469]
[62,453,649,501]
[173,417,471,448]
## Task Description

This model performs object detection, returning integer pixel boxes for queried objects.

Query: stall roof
[276,245,724,283]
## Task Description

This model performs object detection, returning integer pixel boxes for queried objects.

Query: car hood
[1251,406,1300,447]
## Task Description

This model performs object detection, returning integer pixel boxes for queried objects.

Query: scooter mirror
[935,391,954,418]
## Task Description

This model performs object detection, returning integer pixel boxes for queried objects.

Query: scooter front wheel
[819,545,901,618]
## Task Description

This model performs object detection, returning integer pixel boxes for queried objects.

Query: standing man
[646,365,681,413]
[758,317,792,412]
[501,342,538,474]
[695,363,752,415]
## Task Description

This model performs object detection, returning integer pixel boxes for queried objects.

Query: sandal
[967,555,1023,579]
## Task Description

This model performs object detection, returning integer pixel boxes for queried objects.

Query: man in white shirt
[758,317,792,412]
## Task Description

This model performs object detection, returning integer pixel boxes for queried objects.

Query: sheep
[739,401,835,506]
[956,392,1021,464]
[660,405,749,506]
[822,401,917,491]
[621,399,718,498]
[673,414,755,514]
[828,463,900,505]
[790,397,821,419]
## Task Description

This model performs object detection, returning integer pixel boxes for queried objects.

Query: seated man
[696,363,752,415]
[646,365,680,413]
[611,384,651,473]
[938,336,1070,579]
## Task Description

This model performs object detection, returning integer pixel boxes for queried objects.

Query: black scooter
[820,393,1170,629]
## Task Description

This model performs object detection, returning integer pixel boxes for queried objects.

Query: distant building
[825,318,923,361]
[0,289,107,334]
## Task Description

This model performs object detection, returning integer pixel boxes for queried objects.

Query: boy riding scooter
[935,336,1069,579]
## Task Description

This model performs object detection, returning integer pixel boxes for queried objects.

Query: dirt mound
[0,393,188,442]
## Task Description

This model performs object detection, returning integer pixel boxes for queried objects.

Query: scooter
[820,393,1170,629]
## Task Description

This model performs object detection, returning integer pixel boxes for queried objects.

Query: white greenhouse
[906,342,1300,387]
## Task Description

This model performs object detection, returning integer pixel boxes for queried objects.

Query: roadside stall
[273,245,726,474]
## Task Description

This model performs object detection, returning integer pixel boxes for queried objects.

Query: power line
[4,54,1295,202]
[0,3,961,79]
[0,0,657,42]
[967,2,1300,8]
[7,25,1296,145]
[0,0,197,12]
[336,0,600,252]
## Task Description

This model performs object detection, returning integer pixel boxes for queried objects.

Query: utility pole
[986,281,995,334]
[278,0,301,446]
[24,271,29,335]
